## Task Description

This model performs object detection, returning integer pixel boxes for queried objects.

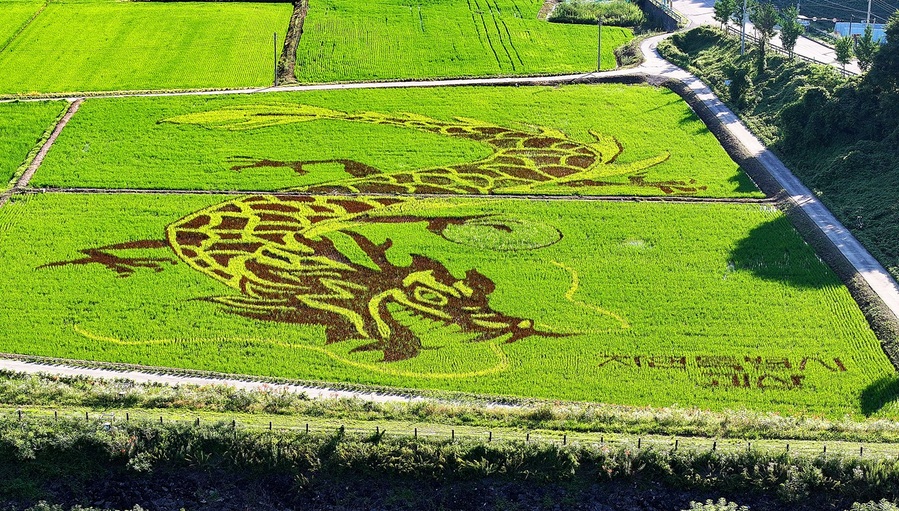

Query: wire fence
[724,24,858,77]
[10,407,899,459]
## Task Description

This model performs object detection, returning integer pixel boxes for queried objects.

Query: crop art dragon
[45,104,692,362]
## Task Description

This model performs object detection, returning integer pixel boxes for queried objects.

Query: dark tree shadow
[727,173,759,194]
[861,375,899,416]
[728,217,831,289]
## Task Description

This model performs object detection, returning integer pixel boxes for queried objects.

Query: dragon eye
[413,286,448,306]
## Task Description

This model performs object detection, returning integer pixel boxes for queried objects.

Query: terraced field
[0,0,292,94]
[295,0,631,82]
[34,85,757,197]
[0,83,896,417]
[0,192,890,416]
[0,0,896,422]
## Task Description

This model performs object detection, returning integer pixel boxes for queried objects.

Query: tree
[855,24,880,72]
[714,0,737,30]
[779,5,804,58]
[867,11,899,87]
[750,1,779,70]
[835,36,854,71]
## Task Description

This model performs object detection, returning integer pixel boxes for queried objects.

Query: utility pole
[867,0,873,23]
[597,17,602,72]
[273,32,278,87]
[740,0,748,55]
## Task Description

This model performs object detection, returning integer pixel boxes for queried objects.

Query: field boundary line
[0,98,82,209]
[0,99,80,208]
[0,69,644,104]
[0,0,50,55]
[20,186,774,204]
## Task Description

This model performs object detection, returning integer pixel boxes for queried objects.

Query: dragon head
[365,254,550,352]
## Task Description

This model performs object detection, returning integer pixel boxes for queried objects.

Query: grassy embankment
[0,414,897,510]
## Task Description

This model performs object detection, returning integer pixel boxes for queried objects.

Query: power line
[800,0,868,17]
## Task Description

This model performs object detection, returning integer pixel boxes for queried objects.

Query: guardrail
[724,24,858,77]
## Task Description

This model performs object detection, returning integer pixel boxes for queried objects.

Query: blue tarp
[835,22,887,43]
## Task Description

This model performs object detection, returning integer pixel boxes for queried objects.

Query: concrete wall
[638,0,682,32]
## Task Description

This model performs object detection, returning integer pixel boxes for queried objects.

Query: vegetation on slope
[0,416,898,510]
[8,371,899,442]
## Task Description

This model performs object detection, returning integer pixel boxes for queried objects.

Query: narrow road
[0,356,433,405]
[1,33,897,399]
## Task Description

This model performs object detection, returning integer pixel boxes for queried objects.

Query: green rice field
[35,84,760,197]
[0,0,292,94]
[0,192,891,417]
[295,0,632,82]
[0,0,44,50]
[0,100,67,187]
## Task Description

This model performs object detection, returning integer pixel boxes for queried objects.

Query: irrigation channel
[4,405,899,460]
[0,34,897,409]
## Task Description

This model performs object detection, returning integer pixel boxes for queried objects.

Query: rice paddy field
[34,84,759,197]
[0,0,292,94]
[0,1,896,422]
[0,192,892,417]
[0,100,67,186]
[0,0,44,50]
[294,0,631,82]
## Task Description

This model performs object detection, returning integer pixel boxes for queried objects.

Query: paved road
[1,33,897,397]
[674,0,861,74]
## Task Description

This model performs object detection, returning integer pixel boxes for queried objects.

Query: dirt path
[0,98,81,208]
[276,0,308,85]
[537,0,561,20]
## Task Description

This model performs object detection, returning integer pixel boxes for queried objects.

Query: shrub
[849,500,899,511]
[549,0,645,26]
[683,499,750,511]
